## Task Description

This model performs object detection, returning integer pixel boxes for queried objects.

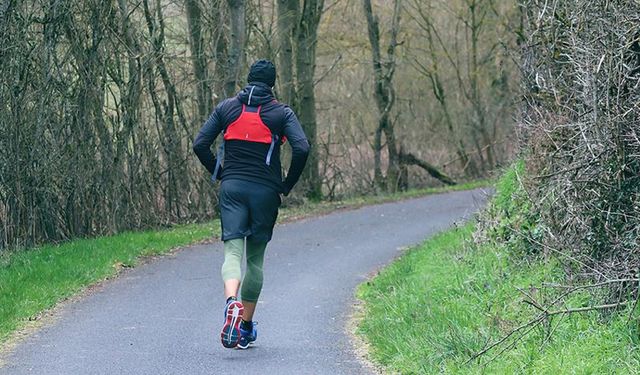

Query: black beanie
[247,59,276,87]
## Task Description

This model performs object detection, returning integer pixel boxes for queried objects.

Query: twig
[483,317,544,366]
[542,279,640,290]
[313,54,343,87]
[464,315,544,364]
[545,301,628,316]
[516,286,549,313]
[467,295,629,363]
[627,280,640,324]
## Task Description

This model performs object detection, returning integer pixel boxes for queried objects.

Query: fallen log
[399,150,456,186]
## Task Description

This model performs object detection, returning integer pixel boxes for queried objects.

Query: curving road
[0,189,488,375]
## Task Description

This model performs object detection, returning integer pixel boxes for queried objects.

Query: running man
[193,60,310,349]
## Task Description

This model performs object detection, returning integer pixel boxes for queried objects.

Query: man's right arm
[193,102,226,175]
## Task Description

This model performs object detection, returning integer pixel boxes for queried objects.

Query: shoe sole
[236,340,254,350]
[220,301,244,348]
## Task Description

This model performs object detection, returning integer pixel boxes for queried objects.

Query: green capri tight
[221,238,267,303]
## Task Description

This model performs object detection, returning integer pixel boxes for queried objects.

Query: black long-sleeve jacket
[193,82,310,195]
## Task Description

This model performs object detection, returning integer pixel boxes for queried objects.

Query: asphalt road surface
[0,189,488,375]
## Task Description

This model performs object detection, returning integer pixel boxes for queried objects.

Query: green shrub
[480,160,541,258]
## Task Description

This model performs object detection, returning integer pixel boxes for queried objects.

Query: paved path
[0,189,488,375]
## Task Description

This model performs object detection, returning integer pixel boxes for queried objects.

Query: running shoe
[220,299,244,348]
[237,321,257,349]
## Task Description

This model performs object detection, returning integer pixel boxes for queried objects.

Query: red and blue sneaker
[237,320,257,349]
[220,298,244,348]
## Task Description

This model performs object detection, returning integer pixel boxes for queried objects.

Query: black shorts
[219,179,281,243]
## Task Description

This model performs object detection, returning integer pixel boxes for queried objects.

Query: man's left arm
[281,106,310,195]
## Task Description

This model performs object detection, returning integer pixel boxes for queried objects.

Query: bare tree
[295,0,324,198]
[465,0,494,171]
[406,0,508,175]
[277,0,297,104]
[224,0,246,97]
[276,0,324,198]
[409,0,476,175]
[186,0,213,122]
[362,0,402,192]
[143,0,191,216]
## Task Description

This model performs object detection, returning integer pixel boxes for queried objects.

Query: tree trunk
[294,0,324,199]
[363,0,401,192]
[186,0,212,122]
[115,0,144,229]
[276,0,297,105]
[143,0,190,218]
[467,0,494,171]
[224,0,245,97]
[275,0,324,198]
[208,0,228,101]
[373,124,383,190]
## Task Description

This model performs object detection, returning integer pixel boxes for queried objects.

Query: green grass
[357,222,640,374]
[0,181,488,346]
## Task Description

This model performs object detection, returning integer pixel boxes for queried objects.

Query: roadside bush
[477,160,541,258]
[518,0,640,298]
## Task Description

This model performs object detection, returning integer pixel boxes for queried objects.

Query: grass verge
[0,222,218,344]
[356,222,640,374]
[0,180,488,346]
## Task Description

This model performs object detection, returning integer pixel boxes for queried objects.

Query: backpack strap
[212,140,225,182]
[265,135,278,166]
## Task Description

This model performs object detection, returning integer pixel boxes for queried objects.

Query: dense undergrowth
[519,0,640,298]
[476,160,541,259]
[357,164,640,374]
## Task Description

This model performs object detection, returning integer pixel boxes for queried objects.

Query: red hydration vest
[212,104,285,180]
[224,104,273,144]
